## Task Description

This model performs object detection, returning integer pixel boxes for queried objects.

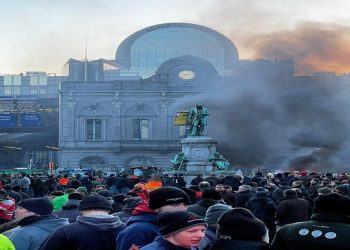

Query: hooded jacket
[116,204,160,250]
[4,215,69,250]
[53,199,81,223]
[39,215,125,250]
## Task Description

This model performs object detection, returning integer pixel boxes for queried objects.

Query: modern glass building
[116,23,239,78]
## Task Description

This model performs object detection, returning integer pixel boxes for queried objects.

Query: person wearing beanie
[317,187,333,196]
[273,193,350,250]
[187,189,221,217]
[39,194,125,250]
[276,189,312,226]
[3,197,68,250]
[116,186,190,250]
[235,184,253,207]
[246,187,277,242]
[54,192,84,223]
[141,211,207,250]
[111,194,127,213]
[335,184,350,197]
[51,188,76,211]
[211,207,273,250]
[196,203,231,250]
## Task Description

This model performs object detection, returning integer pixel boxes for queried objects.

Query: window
[178,125,186,138]
[86,119,102,140]
[132,119,149,139]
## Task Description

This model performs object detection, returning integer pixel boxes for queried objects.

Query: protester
[141,211,207,250]
[210,207,274,250]
[112,196,142,223]
[4,197,69,250]
[116,186,190,250]
[235,185,253,207]
[276,189,312,226]
[39,194,125,250]
[51,188,76,211]
[272,193,350,250]
[54,192,84,223]
[187,189,221,217]
[246,187,277,241]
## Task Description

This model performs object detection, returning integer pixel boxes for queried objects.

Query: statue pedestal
[180,136,217,183]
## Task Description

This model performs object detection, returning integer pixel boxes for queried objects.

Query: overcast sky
[1,0,350,74]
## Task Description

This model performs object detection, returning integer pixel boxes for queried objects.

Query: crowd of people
[0,169,349,250]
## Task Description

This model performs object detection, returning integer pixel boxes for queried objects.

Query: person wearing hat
[116,186,190,250]
[39,194,125,250]
[335,184,350,197]
[51,188,76,211]
[187,189,222,218]
[276,189,312,226]
[235,184,253,207]
[141,211,207,250]
[272,193,350,250]
[246,187,277,242]
[53,192,84,223]
[195,203,232,250]
[210,207,274,250]
[3,197,68,250]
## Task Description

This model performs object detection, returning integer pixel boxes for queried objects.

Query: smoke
[243,22,350,74]
[171,66,350,171]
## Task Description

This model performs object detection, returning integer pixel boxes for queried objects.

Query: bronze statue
[170,152,189,171]
[187,104,209,136]
[209,152,231,170]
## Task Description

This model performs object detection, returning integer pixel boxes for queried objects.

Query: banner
[20,113,43,127]
[0,114,17,127]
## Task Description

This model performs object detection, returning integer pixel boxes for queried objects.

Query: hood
[22,215,69,233]
[76,215,124,231]
[126,213,158,226]
[131,202,155,216]
[198,199,218,207]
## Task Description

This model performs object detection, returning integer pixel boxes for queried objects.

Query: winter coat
[276,195,312,226]
[235,190,253,208]
[140,236,189,250]
[210,239,277,250]
[194,225,216,250]
[187,199,218,218]
[116,213,160,250]
[271,184,291,203]
[39,215,125,250]
[272,213,350,250]
[4,215,69,250]
[246,194,276,223]
[53,199,81,223]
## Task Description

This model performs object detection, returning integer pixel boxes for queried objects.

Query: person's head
[335,184,349,195]
[317,187,333,196]
[0,190,8,200]
[255,187,269,197]
[67,192,84,200]
[237,185,252,193]
[215,184,225,193]
[310,178,320,185]
[313,193,350,216]
[76,186,88,195]
[217,208,268,243]
[204,203,231,225]
[16,197,53,221]
[201,189,222,201]
[283,189,298,198]
[79,194,112,216]
[292,181,303,188]
[148,187,190,213]
[198,181,211,191]
[157,211,207,248]
[64,188,76,195]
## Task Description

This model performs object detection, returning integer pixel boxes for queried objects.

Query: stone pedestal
[180,136,217,183]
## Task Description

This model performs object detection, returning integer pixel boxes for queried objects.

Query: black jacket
[39,215,125,250]
[210,239,277,250]
[272,213,350,250]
